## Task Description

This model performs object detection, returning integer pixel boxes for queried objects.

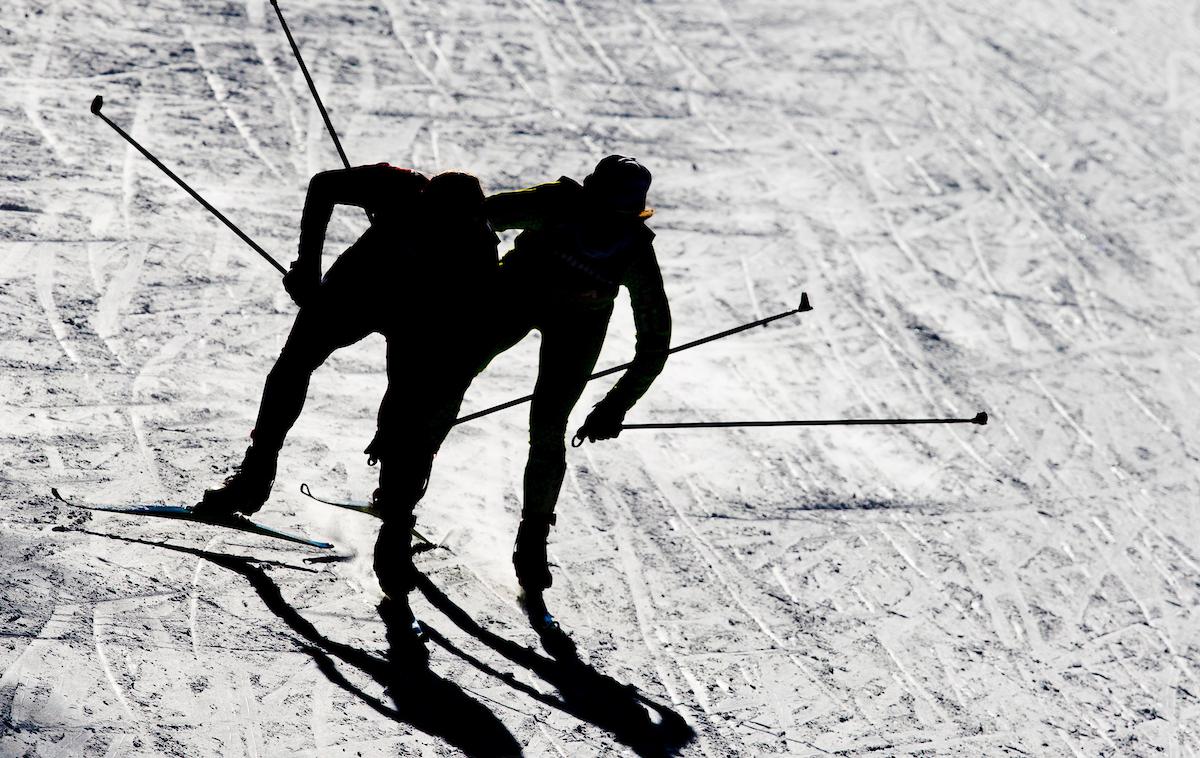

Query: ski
[50,488,333,549]
[298,483,443,551]
[299,482,379,516]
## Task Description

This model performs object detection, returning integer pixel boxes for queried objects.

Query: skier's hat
[417,171,482,227]
[584,155,653,218]
[424,171,485,210]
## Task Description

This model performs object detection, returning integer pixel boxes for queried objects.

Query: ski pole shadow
[415,574,696,757]
[74,529,522,757]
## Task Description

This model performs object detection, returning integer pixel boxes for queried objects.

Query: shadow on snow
[76,529,694,757]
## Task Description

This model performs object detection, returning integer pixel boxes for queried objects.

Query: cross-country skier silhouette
[369,155,672,639]
[194,165,498,518]
[196,154,670,651]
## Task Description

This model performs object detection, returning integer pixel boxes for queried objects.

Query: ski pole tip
[971,411,988,425]
[90,95,103,115]
[798,292,813,312]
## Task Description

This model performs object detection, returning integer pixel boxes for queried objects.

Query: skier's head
[583,155,653,218]
[421,172,498,276]
[422,171,486,225]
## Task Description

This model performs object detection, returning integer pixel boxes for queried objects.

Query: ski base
[51,488,333,549]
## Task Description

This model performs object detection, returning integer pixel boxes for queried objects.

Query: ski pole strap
[90,95,288,276]
[573,412,988,446]
[457,293,813,427]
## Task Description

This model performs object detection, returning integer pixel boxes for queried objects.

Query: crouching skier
[370,155,672,639]
[193,167,497,661]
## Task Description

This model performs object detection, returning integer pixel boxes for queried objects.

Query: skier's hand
[283,262,320,308]
[573,404,625,446]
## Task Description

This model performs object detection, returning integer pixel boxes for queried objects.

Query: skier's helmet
[583,155,652,217]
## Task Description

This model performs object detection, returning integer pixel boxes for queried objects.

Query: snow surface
[3,0,1200,755]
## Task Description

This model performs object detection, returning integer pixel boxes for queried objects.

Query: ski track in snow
[3,0,1200,755]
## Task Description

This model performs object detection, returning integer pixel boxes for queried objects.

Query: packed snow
[2,0,1199,755]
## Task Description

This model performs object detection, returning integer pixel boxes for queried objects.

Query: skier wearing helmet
[371,155,672,640]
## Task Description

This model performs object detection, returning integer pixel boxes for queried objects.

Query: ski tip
[971,411,988,426]
[313,540,335,550]
[798,292,813,312]
[90,95,103,115]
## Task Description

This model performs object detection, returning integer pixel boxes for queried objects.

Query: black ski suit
[248,164,496,460]
[372,177,671,596]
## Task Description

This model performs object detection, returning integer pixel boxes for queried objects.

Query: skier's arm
[484,181,571,232]
[599,243,673,415]
[294,164,427,275]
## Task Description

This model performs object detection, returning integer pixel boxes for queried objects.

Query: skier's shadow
[414,574,695,757]
[76,530,521,757]
[78,529,693,756]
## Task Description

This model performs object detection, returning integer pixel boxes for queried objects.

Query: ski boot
[519,586,577,656]
[194,444,277,517]
[513,514,554,593]
[517,587,557,633]
[374,512,428,670]
[378,594,429,672]
[514,515,575,652]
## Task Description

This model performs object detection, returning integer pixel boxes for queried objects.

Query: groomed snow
[2,0,1199,755]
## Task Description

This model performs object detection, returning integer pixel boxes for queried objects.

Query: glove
[573,402,626,446]
[283,261,320,308]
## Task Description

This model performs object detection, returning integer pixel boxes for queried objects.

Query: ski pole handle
[90,95,288,276]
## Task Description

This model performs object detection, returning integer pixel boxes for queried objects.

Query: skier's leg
[369,335,477,653]
[370,306,530,615]
[198,269,376,515]
[370,350,487,664]
[372,351,444,602]
[372,438,436,663]
[514,304,612,600]
[367,279,530,463]
[251,242,381,455]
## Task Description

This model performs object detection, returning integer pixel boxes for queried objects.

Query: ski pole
[269,0,351,170]
[269,0,375,225]
[90,95,288,276]
[572,411,988,446]
[454,292,814,426]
